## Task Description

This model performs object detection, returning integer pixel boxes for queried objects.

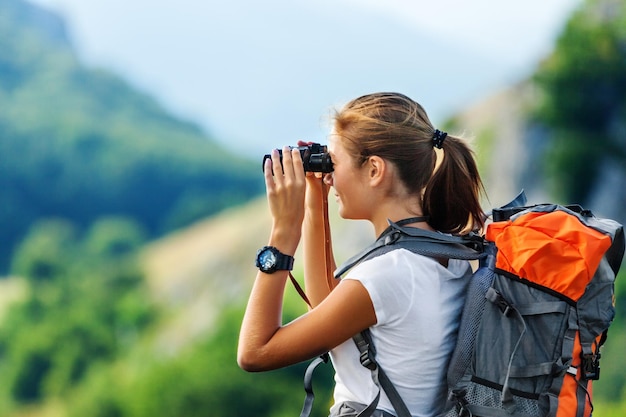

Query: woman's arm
[238,146,375,371]
[302,173,338,307]
[238,277,376,371]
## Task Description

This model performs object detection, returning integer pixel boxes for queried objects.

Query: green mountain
[0,0,263,272]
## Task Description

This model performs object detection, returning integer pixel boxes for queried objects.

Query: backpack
[298,193,624,417]
[444,198,624,417]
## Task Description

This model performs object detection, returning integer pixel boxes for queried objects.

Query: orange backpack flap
[486,207,612,301]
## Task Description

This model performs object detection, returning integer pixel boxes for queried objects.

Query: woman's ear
[366,156,386,186]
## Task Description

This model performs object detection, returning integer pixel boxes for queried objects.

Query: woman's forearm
[302,196,338,307]
[237,268,288,371]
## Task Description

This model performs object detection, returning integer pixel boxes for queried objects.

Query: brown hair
[333,92,485,234]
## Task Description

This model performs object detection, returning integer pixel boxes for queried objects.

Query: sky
[30,0,583,158]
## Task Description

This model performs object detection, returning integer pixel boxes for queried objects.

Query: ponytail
[423,133,485,234]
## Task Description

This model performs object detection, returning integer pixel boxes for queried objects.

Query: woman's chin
[337,203,347,219]
[337,205,355,220]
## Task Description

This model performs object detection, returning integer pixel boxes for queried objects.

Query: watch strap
[274,249,294,271]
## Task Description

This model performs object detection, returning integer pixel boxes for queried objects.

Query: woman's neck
[370,204,433,237]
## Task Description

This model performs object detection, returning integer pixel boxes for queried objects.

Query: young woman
[238,92,485,417]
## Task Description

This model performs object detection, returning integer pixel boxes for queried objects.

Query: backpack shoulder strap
[335,218,485,279]
[353,330,412,417]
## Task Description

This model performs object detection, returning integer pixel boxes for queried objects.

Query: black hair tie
[432,129,448,149]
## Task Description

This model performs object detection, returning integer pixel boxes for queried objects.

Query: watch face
[258,248,277,271]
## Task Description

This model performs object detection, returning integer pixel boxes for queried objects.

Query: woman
[238,92,485,417]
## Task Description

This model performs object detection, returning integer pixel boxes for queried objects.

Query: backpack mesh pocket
[473,274,571,396]
[464,378,543,416]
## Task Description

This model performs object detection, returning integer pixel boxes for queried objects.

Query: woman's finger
[280,145,295,179]
[270,148,284,182]
[263,156,275,190]
[291,147,305,183]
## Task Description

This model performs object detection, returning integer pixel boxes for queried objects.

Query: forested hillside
[0,0,263,272]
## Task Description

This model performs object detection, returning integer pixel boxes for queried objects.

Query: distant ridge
[4,0,69,44]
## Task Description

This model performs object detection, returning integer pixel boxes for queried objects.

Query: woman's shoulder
[344,248,436,280]
[345,248,471,281]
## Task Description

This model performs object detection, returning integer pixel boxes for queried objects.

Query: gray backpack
[444,201,624,417]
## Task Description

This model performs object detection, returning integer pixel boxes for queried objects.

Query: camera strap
[321,178,334,291]
[287,177,334,308]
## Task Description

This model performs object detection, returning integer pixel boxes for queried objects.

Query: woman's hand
[264,146,306,255]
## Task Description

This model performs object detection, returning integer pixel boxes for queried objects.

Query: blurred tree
[533,0,626,203]
[10,219,77,282]
[84,217,147,258]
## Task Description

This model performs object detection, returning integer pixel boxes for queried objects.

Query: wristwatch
[255,246,294,274]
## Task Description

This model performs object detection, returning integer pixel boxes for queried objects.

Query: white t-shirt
[329,248,471,417]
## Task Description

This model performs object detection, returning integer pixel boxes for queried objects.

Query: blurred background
[0,0,625,416]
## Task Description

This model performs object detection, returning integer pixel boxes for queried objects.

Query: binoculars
[262,143,333,173]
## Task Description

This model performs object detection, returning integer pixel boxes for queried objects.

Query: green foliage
[64,306,334,417]
[84,217,147,258]
[0,217,158,413]
[533,0,626,203]
[2,242,335,417]
[10,219,78,282]
[595,268,626,402]
[594,400,626,417]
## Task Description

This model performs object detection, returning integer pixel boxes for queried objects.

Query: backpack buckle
[449,389,473,417]
[581,353,601,380]
[359,349,377,371]
[384,230,401,245]
[485,287,514,317]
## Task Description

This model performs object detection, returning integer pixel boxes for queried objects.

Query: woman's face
[325,134,370,220]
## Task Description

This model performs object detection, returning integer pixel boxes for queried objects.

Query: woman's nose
[323,172,333,186]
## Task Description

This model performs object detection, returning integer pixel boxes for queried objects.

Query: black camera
[262,143,333,173]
